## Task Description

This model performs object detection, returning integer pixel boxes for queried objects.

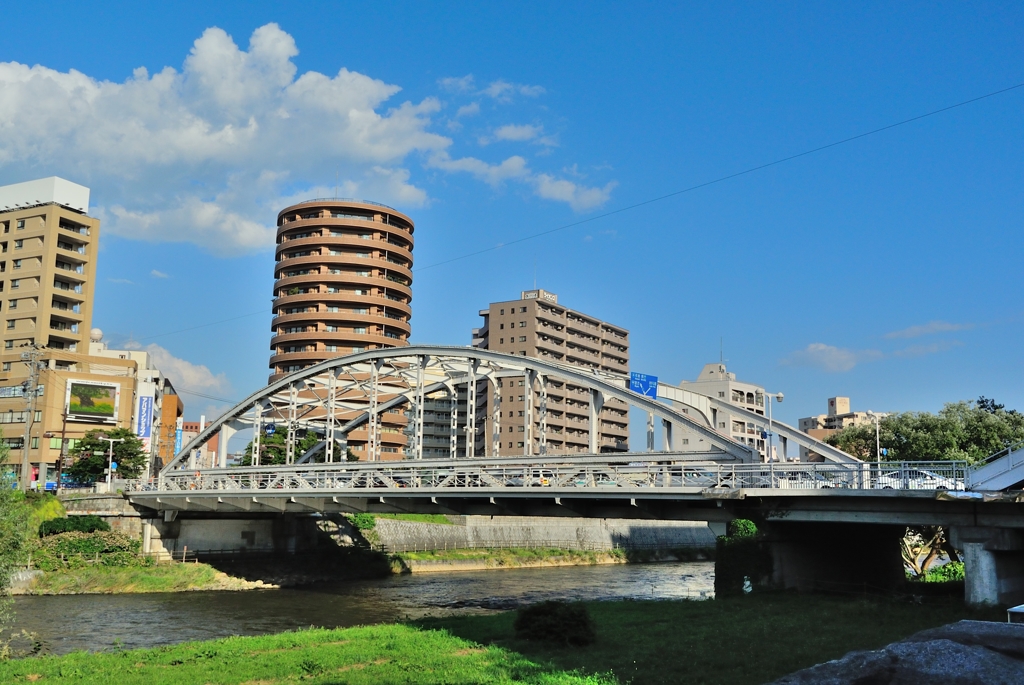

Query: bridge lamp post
[764,392,783,462]
[865,412,885,462]
[95,433,126,488]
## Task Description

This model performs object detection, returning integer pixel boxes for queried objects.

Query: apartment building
[269,198,414,459]
[669,363,775,460]
[798,397,876,460]
[469,289,630,455]
[0,178,184,484]
[0,177,97,357]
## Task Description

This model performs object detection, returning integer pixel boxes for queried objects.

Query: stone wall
[60,494,144,537]
[373,516,715,552]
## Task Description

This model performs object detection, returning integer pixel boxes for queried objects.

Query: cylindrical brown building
[269,199,413,382]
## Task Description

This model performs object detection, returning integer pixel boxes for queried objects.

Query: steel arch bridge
[162,345,769,475]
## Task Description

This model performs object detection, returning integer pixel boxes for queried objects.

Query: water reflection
[12,561,714,655]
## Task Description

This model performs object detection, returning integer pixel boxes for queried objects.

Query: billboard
[65,380,120,423]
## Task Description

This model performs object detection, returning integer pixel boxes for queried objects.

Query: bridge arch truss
[161,346,757,475]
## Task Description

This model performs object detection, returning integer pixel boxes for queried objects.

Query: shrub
[349,513,377,531]
[715,519,772,597]
[39,515,110,537]
[513,601,596,647]
[31,531,143,571]
[923,561,965,583]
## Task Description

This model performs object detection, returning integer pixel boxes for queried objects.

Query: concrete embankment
[372,515,716,552]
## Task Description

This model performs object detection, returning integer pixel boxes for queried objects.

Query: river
[11,561,714,655]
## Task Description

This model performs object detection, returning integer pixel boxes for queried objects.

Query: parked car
[874,468,962,490]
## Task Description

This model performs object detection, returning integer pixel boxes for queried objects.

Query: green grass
[373,513,454,525]
[24,563,251,595]
[0,624,609,684]
[419,594,1006,685]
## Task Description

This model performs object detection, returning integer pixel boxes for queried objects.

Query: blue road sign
[629,372,659,398]
[265,423,276,436]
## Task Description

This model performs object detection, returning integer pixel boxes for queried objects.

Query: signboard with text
[136,395,154,454]
[629,372,659,398]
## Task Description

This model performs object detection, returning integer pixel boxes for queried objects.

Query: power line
[84,80,1024,342]
[414,80,1024,272]
[174,387,238,404]
[135,308,270,342]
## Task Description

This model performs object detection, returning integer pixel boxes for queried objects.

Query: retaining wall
[374,516,715,551]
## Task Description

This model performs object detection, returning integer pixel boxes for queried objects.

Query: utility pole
[19,344,44,492]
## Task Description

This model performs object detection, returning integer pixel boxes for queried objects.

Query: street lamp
[762,392,784,462]
[95,433,125,488]
[864,412,887,462]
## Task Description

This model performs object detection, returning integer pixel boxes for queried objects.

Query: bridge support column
[762,522,905,593]
[661,419,673,452]
[217,423,236,469]
[950,527,1024,607]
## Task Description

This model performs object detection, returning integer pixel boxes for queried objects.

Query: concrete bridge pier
[762,522,906,594]
[950,527,1024,607]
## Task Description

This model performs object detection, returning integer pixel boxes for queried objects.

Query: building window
[12,260,20,270]
[30,437,38,449]
[6,320,13,329]
[353,327,367,334]
[7,300,14,310]
[16,220,24,229]
[499,323,504,330]
[3,341,10,349]
[1,363,8,371]
[518,336,526,342]
[10,280,17,289]
[325,345,338,352]
[13,240,22,250]
[518,322,526,327]
[498,338,503,344]
[519,307,526,313]
[499,309,504,315]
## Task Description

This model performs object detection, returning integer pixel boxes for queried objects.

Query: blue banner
[136,396,153,438]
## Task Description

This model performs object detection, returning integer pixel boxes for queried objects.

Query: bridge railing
[125,459,969,493]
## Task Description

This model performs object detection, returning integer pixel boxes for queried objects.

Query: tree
[240,429,326,466]
[826,398,1024,465]
[66,428,148,482]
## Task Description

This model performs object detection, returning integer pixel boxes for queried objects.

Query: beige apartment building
[269,198,414,459]
[471,289,630,455]
[798,396,877,460]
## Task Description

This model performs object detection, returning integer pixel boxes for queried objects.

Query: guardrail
[124,459,969,494]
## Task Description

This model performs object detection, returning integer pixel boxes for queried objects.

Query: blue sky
[0,2,1021,426]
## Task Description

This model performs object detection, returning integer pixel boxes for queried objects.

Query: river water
[11,562,714,655]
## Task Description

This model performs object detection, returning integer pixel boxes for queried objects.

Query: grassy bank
[0,593,1002,684]
[18,563,268,595]
[0,623,607,685]
[420,594,1005,685]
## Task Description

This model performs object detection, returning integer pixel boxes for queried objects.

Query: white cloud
[781,343,883,373]
[456,102,480,118]
[150,269,169,278]
[481,79,545,101]
[0,23,448,254]
[781,339,962,372]
[133,343,231,395]
[493,124,541,142]
[885,320,974,339]
[427,152,614,212]
[439,74,475,92]
[532,175,617,212]
[428,151,530,186]
[0,25,611,249]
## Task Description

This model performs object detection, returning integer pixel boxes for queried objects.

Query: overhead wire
[413,80,1024,272]
[75,80,1024,341]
